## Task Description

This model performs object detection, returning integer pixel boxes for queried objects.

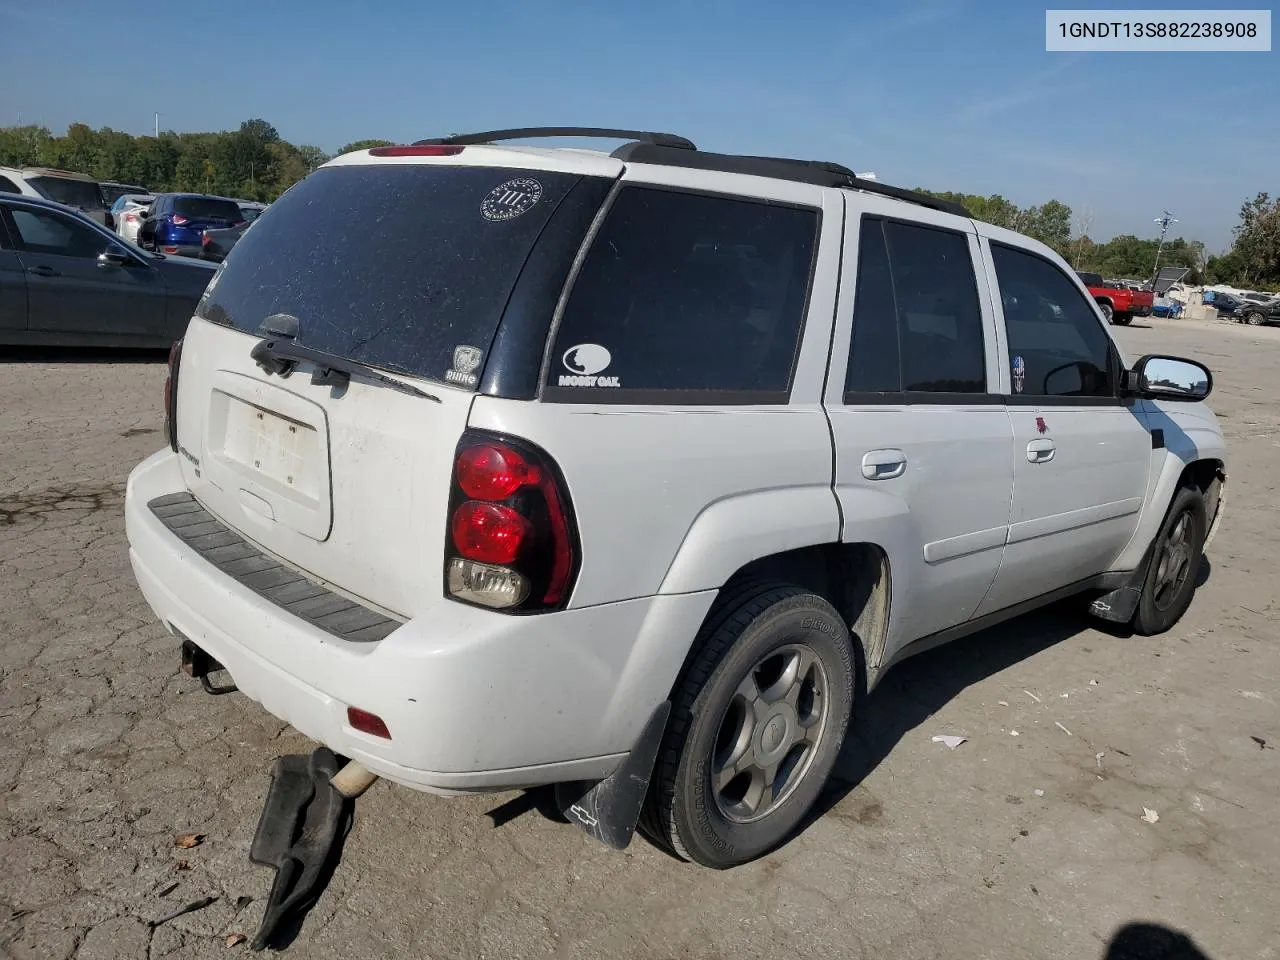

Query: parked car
[0,192,216,347]
[110,193,154,244]
[100,181,150,208]
[1075,271,1154,324]
[1203,290,1245,314]
[198,221,250,263]
[1234,297,1280,326]
[123,131,1226,918]
[236,201,268,222]
[138,193,246,257]
[0,165,111,228]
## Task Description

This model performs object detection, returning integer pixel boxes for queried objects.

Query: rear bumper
[125,450,715,793]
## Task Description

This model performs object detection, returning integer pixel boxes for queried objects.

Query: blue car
[139,193,246,257]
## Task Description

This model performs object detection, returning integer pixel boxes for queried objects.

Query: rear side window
[198,164,592,385]
[0,176,19,194]
[29,176,104,211]
[544,186,818,403]
[844,217,987,400]
[172,196,243,221]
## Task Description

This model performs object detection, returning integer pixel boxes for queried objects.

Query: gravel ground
[1,318,1277,960]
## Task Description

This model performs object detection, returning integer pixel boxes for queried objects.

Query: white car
[124,128,1227,877]
[109,193,154,244]
[0,165,111,228]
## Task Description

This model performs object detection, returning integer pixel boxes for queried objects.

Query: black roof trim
[414,127,697,150]
[610,142,971,218]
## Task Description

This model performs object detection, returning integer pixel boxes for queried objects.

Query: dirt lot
[2,317,1278,960]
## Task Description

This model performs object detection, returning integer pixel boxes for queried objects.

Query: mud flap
[248,748,352,952]
[554,701,670,850]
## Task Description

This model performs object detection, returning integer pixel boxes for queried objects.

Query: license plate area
[202,371,333,542]
[224,401,320,498]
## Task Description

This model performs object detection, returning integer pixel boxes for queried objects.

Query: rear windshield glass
[173,196,243,221]
[30,176,104,211]
[198,164,588,384]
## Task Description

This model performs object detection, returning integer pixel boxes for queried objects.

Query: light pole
[1151,210,1178,289]
[155,112,160,138]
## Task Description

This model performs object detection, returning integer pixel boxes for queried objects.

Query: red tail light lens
[445,433,579,612]
[451,501,530,565]
[163,338,183,452]
[456,444,540,500]
[171,215,188,225]
[369,145,465,157]
[125,213,137,222]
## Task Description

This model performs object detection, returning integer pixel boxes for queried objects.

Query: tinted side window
[10,208,105,259]
[885,221,986,394]
[992,243,1115,399]
[844,218,901,395]
[546,186,818,402]
[0,177,20,194]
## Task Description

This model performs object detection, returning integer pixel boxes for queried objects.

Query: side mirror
[1129,354,1212,402]
[98,250,131,268]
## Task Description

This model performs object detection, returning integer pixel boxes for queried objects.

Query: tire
[1132,486,1207,636]
[1246,312,1265,326]
[1112,313,1133,326]
[640,583,856,868]
[1098,302,1115,323]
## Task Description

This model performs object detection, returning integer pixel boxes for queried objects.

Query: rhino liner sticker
[445,344,483,387]
[481,178,542,222]
[559,344,620,388]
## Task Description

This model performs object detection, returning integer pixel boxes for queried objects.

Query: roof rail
[413,127,697,150]
[610,142,971,218]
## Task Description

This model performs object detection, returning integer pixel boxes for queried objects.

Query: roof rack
[611,142,971,217]
[408,128,970,218]
[413,127,697,150]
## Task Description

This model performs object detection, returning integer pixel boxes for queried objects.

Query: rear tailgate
[172,154,619,619]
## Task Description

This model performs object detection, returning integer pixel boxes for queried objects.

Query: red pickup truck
[1075,272,1154,325]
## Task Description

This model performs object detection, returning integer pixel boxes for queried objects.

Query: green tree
[1231,192,1280,286]
[336,139,395,155]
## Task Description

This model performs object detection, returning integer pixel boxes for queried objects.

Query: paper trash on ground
[932,735,967,750]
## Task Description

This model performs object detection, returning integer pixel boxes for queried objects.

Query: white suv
[0,165,111,228]
[124,128,1227,870]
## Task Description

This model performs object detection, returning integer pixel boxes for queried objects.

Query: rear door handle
[1027,438,1056,463]
[27,265,59,277]
[862,449,907,480]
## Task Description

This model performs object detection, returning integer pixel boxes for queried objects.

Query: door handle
[1027,438,1056,463]
[27,265,59,277]
[862,449,907,480]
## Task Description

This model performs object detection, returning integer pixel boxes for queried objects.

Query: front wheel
[640,584,856,868]
[1246,311,1266,326]
[1132,487,1207,636]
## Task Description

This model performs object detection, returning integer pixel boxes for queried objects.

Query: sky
[1,0,1275,252]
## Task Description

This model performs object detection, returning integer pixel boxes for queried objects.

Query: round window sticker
[481,178,543,221]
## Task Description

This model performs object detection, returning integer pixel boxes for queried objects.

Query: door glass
[11,209,108,259]
[845,218,902,396]
[884,221,986,394]
[992,243,1115,398]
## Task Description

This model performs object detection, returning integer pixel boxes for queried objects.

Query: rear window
[1075,272,1103,287]
[543,186,818,403]
[173,196,243,221]
[29,176,104,211]
[198,164,589,384]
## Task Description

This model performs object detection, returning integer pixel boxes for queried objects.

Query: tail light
[171,215,188,225]
[369,145,465,157]
[163,338,183,452]
[125,213,137,223]
[445,431,578,612]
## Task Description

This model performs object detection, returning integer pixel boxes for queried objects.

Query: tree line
[0,121,1274,290]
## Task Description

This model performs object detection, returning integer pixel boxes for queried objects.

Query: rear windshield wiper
[250,339,441,403]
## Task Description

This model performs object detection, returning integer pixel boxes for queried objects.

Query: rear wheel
[1246,311,1266,326]
[1132,486,1206,636]
[1098,301,1115,323]
[1112,313,1133,326]
[640,584,856,868]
